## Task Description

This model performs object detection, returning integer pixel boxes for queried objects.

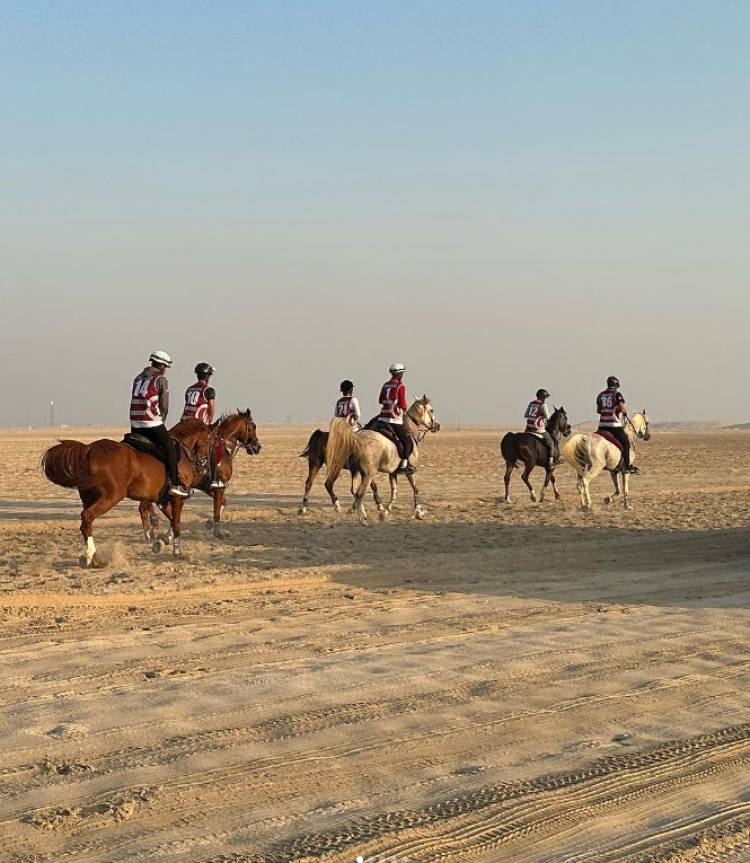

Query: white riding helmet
[149,350,173,368]
[389,362,406,374]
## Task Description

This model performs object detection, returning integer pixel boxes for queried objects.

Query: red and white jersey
[596,388,625,428]
[182,381,211,424]
[130,368,165,428]
[378,377,407,424]
[524,400,550,436]
[334,395,361,427]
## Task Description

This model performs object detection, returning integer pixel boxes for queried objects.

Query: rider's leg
[393,424,414,473]
[543,431,556,468]
[141,424,186,495]
[612,427,632,471]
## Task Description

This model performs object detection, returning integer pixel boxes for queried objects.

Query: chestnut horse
[140,409,261,545]
[42,428,207,566]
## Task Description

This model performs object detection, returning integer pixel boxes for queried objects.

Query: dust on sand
[0,425,749,862]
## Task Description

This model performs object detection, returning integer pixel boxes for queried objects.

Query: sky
[1,0,748,427]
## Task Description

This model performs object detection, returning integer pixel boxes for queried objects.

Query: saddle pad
[594,430,624,453]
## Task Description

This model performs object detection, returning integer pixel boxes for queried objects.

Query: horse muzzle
[246,442,262,454]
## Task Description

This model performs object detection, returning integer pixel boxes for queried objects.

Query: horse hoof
[603,497,612,506]
[152,541,163,554]
[79,555,89,569]
[414,507,426,520]
[159,533,173,544]
[333,501,342,513]
[213,528,227,539]
[148,527,159,541]
[205,519,215,530]
[530,494,537,503]
[379,510,388,522]
[298,507,307,516]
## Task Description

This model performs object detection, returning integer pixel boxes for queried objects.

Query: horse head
[410,395,441,433]
[633,409,651,441]
[237,408,262,454]
[550,405,572,438]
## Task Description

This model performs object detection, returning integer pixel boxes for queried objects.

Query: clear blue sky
[1,1,748,425]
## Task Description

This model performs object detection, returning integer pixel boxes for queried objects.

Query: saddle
[594,430,624,453]
[122,432,183,466]
[364,417,406,459]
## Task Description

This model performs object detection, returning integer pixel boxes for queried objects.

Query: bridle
[406,403,439,443]
[210,413,259,461]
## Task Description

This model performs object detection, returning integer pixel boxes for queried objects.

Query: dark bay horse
[500,406,571,504]
[42,431,206,566]
[141,409,261,545]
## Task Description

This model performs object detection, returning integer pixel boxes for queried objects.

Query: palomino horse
[500,407,571,504]
[42,431,206,566]
[562,411,651,511]
[140,410,261,546]
[325,396,439,526]
[298,429,385,515]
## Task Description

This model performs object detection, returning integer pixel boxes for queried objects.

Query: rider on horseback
[524,388,556,469]
[378,362,415,475]
[182,362,224,489]
[130,351,189,497]
[334,380,361,431]
[596,375,637,474]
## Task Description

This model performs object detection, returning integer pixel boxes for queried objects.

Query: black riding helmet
[536,388,550,399]
[340,379,354,393]
[195,362,215,378]
[607,375,620,388]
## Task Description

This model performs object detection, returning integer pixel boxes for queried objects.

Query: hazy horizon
[2,2,748,428]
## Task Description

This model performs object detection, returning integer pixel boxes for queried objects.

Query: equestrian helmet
[389,362,406,374]
[195,362,215,377]
[536,388,550,399]
[607,375,620,388]
[340,379,354,393]
[149,350,173,368]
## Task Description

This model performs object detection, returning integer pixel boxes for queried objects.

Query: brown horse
[500,406,572,504]
[299,429,384,515]
[140,409,261,545]
[42,430,206,566]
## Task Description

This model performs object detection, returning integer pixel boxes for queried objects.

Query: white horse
[325,397,439,525]
[562,411,650,511]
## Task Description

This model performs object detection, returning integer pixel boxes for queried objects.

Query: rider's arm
[616,393,627,417]
[157,376,170,421]
[542,404,551,420]
[351,396,361,421]
[205,386,216,424]
[397,384,407,411]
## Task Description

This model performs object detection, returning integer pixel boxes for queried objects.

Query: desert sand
[0,424,749,862]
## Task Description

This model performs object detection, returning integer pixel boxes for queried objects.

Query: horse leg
[623,471,632,510]
[604,470,620,505]
[540,466,552,503]
[503,462,513,504]
[208,489,227,538]
[139,502,155,542]
[407,472,425,520]
[520,463,537,502]
[324,471,341,512]
[549,469,561,501]
[371,479,385,512]
[299,460,321,515]
[354,471,372,526]
[350,470,361,512]
[79,487,116,568]
[169,495,186,557]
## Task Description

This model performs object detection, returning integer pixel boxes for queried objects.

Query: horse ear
[422,394,429,403]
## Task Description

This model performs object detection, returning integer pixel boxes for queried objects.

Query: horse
[500,407,572,504]
[325,396,440,526]
[298,429,385,515]
[41,429,206,566]
[140,409,261,546]
[562,411,651,511]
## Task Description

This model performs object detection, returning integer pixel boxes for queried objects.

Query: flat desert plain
[0,425,749,863]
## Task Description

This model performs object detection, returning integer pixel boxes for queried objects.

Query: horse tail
[325,419,366,479]
[42,440,97,490]
[300,429,328,463]
[573,435,593,474]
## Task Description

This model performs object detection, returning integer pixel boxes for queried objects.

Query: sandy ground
[0,424,749,863]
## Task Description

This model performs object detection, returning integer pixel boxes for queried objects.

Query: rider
[182,362,223,489]
[129,351,189,497]
[596,375,637,473]
[378,362,414,475]
[524,388,556,469]
[182,362,216,425]
[334,380,361,430]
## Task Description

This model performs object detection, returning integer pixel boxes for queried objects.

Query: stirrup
[210,480,226,489]
[169,485,190,498]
